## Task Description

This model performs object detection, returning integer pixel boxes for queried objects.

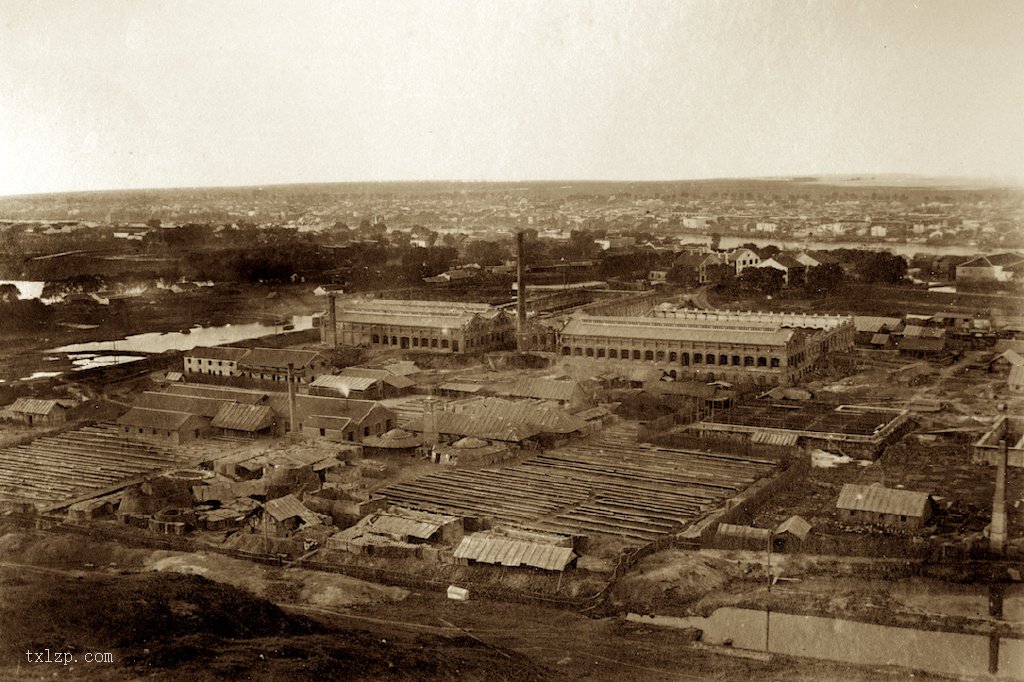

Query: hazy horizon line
[3,172,1023,200]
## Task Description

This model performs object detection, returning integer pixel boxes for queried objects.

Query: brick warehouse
[558,308,854,386]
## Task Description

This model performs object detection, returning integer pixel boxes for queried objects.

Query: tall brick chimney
[516,231,527,352]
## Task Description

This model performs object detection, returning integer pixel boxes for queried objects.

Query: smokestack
[287,363,298,437]
[328,294,338,348]
[990,438,1008,555]
[424,396,439,460]
[516,231,527,352]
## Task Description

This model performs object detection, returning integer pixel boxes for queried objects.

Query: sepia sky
[1,0,1022,195]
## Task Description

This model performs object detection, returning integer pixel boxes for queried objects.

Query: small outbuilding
[835,483,933,528]
[7,398,68,426]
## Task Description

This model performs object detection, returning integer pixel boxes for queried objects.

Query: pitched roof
[211,403,276,432]
[304,414,353,431]
[992,349,1024,367]
[870,333,891,346]
[835,484,931,518]
[238,348,324,369]
[504,377,583,403]
[9,398,64,416]
[453,534,576,571]
[560,316,794,346]
[716,523,772,541]
[341,367,415,389]
[164,383,269,404]
[775,515,812,540]
[367,508,456,540]
[407,411,539,442]
[853,316,903,333]
[185,346,250,362]
[765,254,804,269]
[117,407,200,431]
[264,494,323,526]
[136,391,234,418]
[311,374,381,393]
[453,397,587,434]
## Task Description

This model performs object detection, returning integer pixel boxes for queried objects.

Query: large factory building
[558,308,854,385]
[327,298,514,354]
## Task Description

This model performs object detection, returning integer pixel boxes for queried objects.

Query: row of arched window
[560,346,781,368]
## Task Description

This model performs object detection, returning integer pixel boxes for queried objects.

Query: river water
[0,280,46,299]
[50,315,316,355]
[628,608,1023,678]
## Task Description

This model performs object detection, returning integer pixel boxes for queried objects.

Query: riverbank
[0,283,322,388]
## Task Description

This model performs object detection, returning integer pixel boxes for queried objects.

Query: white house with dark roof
[183,346,249,377]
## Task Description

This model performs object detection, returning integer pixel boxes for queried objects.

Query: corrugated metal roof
[137,391,234,418]
[9,398,63,415]
[561,316,795,346]
[453,534,576,571]
[869,333,891,346]
[370,512,446,540]
[454,398,587,435]
[311,374,381,392]
[343,367,415,388]
[775,515,812,540]
[835,484,931,517]
[165,384,269,404]
[185,346,250,362]
[853,316,903,333]
[264,494,323,525]
[505,378,582,403]
[752,430,799,447]
[336,311,478,329]
[407,412,539,442]
[717,523,772,541]
[211,403,276,431]
[117,407,200,431]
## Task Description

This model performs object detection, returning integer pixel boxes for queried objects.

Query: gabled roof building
[327,299,514,354]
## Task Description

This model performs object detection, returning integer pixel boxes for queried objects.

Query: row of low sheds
[711,483,935,551]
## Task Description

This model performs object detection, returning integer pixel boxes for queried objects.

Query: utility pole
[766,531,772,657]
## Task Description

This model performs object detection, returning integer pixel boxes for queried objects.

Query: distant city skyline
[1,0,1023,196]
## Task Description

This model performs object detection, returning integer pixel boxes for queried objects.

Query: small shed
[773,515,812,552]
[836,483,933,528]
[7,398,68,426]
[261,494,327,535]
[714,523,772,551]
